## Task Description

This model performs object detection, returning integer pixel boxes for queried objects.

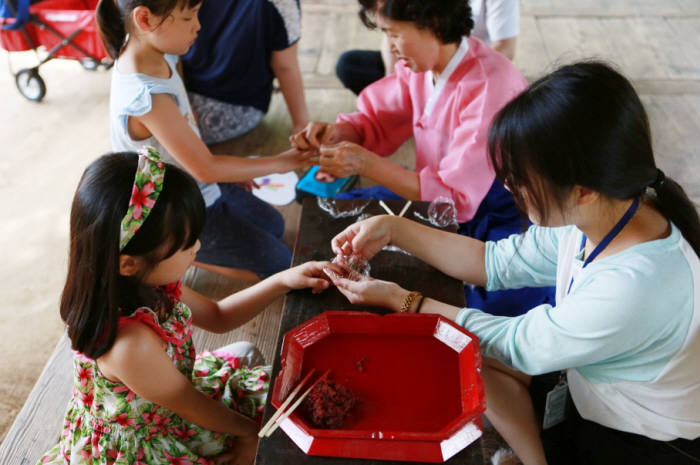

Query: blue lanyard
[567,198,640,294]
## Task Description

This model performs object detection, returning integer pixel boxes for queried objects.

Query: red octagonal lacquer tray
[270,311,485,463]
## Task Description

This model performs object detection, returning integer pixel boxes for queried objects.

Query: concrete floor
[1,0,699,443]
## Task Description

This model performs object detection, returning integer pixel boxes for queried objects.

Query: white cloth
[470,0,520,45]
[216,341,266,367]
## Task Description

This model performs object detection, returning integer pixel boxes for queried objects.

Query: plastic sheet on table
[414,196,458,228]
[324,253,371,282]
[317,197,371,219]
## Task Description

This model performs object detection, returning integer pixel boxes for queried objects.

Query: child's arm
[270,43,309,134]
[135,94,314,183]
[98,323,258,437]
[183,261,335,333]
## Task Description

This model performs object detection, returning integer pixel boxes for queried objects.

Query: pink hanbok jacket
[338,36,527,223]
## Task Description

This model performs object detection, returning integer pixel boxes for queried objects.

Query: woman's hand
[331,215,395,260]
[318,142,374,178]
[289,121,359,151]
[290,121,334,151]
[329,276,408,312]
[213,435,258,465]
[277,261,339,294]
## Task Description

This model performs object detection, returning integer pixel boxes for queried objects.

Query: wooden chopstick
[258,368,317,438]
[378,200,395,216]
[398,200,412,217]
[264,369,331,437]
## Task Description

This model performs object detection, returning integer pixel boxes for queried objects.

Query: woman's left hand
[329,275,408,312]
[319,142,373,178]
[278,261,337,294]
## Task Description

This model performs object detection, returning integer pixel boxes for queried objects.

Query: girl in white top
[96,0,314,282]
[327,62,700,465]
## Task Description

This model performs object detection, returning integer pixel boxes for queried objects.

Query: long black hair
[60,152,205,359]
[96,0,201,59]
[358,0,473,44]
[488,61,700,256]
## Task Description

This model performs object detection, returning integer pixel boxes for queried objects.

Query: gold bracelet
[400,291,422,313]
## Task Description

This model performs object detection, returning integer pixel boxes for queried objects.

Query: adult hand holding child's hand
[289,121,334,150]
[318,141,371,178]
[289,121,359,151]
[330,276,408,312]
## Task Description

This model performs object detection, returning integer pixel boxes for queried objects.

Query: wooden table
[255,199,484,465]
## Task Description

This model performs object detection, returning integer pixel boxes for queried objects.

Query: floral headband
[119,147,165,251]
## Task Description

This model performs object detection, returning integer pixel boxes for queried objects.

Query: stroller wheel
[79,58,100,71]
[15,68,46,102]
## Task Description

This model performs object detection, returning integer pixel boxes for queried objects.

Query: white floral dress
[37,286,270,464]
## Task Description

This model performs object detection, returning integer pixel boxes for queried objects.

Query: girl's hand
[274,147,317,172]
[213,435,258,465]
[331,215,394,260]
[318,142,373,178]
[330,275,408,312]
[278,261,338,294]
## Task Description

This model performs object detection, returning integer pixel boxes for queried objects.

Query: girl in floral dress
[38,149,336,465]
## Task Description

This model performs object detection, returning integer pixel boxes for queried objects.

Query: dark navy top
[182,0,301,112]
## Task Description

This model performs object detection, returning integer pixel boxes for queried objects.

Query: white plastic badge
[542,382,569,430]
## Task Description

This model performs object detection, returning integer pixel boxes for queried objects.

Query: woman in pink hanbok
[292,0,554,317]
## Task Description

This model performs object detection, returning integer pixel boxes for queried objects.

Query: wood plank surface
[256,199,484,465]
[0,336,72,465]
[514,15,552,80]
[643,95,700,205]
[537,17,615,68]
[522,0,699,17]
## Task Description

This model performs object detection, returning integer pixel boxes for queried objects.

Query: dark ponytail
[96,0,202,59]
[96,0,127,59]
[650,171,700,256]
[488,61,700,256]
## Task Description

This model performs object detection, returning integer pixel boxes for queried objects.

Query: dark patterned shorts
[188,92,264,144]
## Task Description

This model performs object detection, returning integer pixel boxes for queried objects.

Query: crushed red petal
[302,380,356,429]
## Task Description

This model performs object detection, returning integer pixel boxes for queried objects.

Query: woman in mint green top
[326,62,700,465]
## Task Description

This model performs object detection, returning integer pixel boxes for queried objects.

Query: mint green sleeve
[484,225,564,291]
[456,262,690,378]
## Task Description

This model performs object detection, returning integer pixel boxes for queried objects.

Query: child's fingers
[289,133,309,150]
[301,149,320,164]
[309,278,331,294]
